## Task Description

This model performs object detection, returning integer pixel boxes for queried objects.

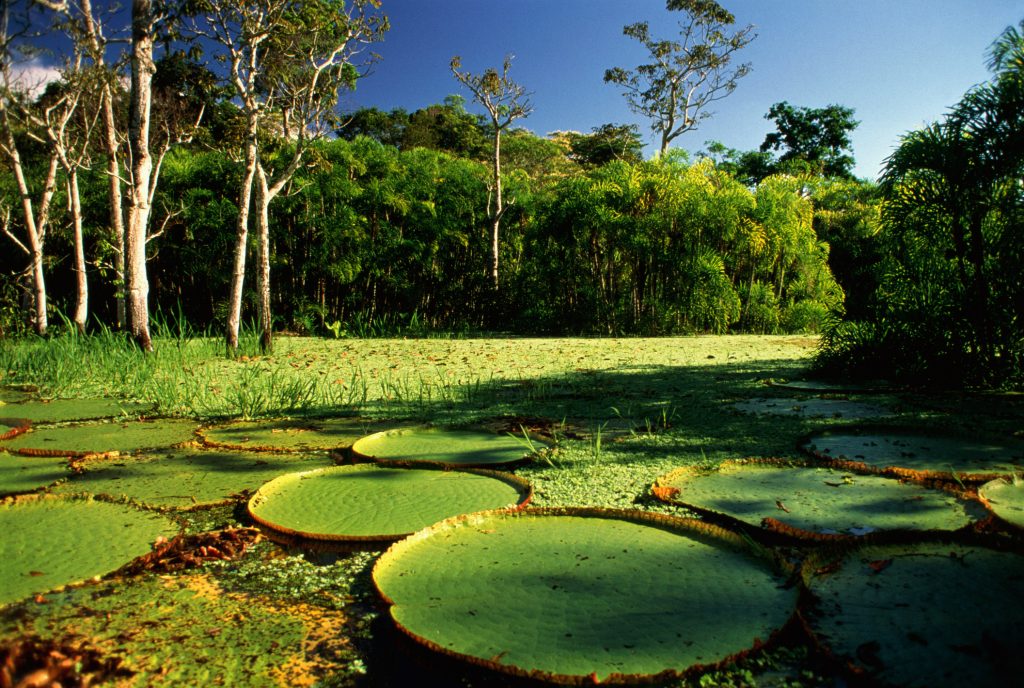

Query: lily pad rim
[247,464,534,543]
[373,505,796,686]
[978,476,1024,532]
[0,417,32,441]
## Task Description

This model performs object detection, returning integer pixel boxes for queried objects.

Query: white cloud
[7,58,63,98]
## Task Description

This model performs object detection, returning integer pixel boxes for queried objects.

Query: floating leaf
[0,453,69,497]
[653,460,981,540]
[373,507,797,684]
[801,428,1024,482]
[978,477,1024,530]
[734,397,892,419]
[803,537,1024,687]
[0,496,177,606]
[0,417,30,441]
[199,417,404,452]
[52,448,333,509]
[4,419,198,457]
[249,464,532,542]
[352,427,544,467]
[1,398,155,423]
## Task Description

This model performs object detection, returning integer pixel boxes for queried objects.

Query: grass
[2,332,1018,687]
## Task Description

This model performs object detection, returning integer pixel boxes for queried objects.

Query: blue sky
[343,0,1022,180]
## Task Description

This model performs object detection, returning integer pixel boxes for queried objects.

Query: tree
[760,101,859,179]
[564,123,644,168]
[450,54,532,291]
[604,0,754,156]
[198,0,387,353]
[0,0,60,335]
[124,0,163,350]
[817,20,1024,386]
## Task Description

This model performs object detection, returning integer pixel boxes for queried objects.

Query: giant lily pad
[653,461,981,540]
[2,398,155,423]
[52,448,333,510]
[352,427,544,468]
[978,477,1024,531]
[199,417,401,452]
[0,454,69,496]
[248,464,532,542]
[0,496,177,606]
[802,537,1024,687]
[373,508,797,684]
[765,379,894,394]
[0,386,35,404]
[4,418,198,457]
[733,397,892,420]
[0,417,30,441]
[801,428,1024,482]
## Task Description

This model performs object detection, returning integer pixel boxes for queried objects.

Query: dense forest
[1,1,1021,388]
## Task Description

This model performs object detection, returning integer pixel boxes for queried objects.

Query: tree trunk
[225,125,258,353]
[69,168,88,333]
[0,109,57,335]
[255,163,273,354]
[125,0,156,351]
[490,127,502,291]
[81,0,127,329]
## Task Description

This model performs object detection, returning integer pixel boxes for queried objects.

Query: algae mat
[374,508,796,683]
[0,497,177,606]
[249,464,532,542]
[52,448,336,509]
[0,574,356,687]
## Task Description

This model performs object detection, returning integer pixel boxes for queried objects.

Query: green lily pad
[766,379,894,394]
[978,477,1024,530]
[0,454,69,496]
[0,417,30,441]
[653,461,981,540]
[0,496,177,606]
[373,508,797,684]
[2,398,155,423]
[801,428,1024,482]
[52,448,334,509]
[734,397,893,420]
[248,464,532,542]
[199,417,401,452]
[0,386,35,404]
[4,418,199,457]
[352,427,544,467]
[802,538,1024,687]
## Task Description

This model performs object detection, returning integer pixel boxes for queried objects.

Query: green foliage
[759,102,859,179]
[739,282,780,333]
[817,22,1024,387]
